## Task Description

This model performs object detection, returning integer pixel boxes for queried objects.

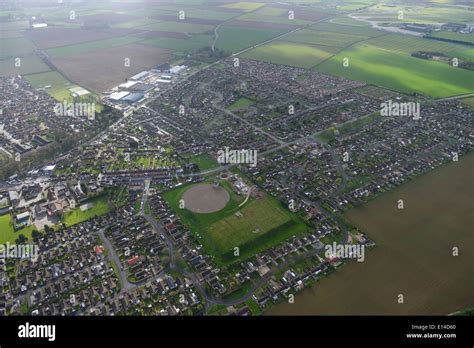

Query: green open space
[227,97,255,110]
[0,214,36,244]
[315,43,474,98]
[142,35,212,52]
[62,194,112,227]
[314,112,381,144]
[162,180,308,265]
[282,29,368,48]
[0,54,50,77]
[241,41,337,68]
[186,153,219,171]
[216,26,286,53]
[45,36,144,58]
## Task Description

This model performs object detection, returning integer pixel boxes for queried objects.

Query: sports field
[227,97,255,110]
[163,180,308,264]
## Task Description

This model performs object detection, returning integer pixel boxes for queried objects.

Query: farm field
[0,54,50,77]
[142,35,212,52]
[282,29,368,48]
[163,180,308,264]
[215,26,287,53]
[0,37,35,59]
[315,43,474,98]
[220,2,265,12]
[45,36,144,58]
[269,151,474,315]
[50,43,172,92]
[428,31,474,45]
[241,41,339,68]
[136,21,214,34]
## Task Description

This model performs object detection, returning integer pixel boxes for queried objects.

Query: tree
[16,234,27,244]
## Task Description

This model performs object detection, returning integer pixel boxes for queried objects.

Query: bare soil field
[50,43,171,92]
[269,152,474,315]
[26,28,142,49]
[181,184,230,214]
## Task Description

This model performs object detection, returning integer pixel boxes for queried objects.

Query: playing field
[227,97,255,110]
[163,180,308,264]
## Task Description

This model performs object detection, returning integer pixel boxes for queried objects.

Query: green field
[460,97,474,110]
[282,29,368,48]
[0,54,50,77]
[142,35,212,52]
[186,153,219,171]
[0,214,35,244]
[137,21,214,34]
[62,194,112,227]
[314,112,381,143]
[162,180,308,264]
[366,34,474,62]
[220,2,265,11]
[316,43,474,98]
[428,31,474,45]
[25,71,75,101]
[227,97,255,110]
[45,36,144,58]
[309,21,383,38]
[216,26,286,53]
[0,37,35,59]
[241,41,337,68]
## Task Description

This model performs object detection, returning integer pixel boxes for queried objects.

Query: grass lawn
[314,112,381,144]
[186,153,219,171]
[315,43,474,98]
[62,194,112,227]
[460,97,474,110]
[0,214,35,244]
[163,180,308,264]
[227,97,255,110]
[241,41,336,68]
